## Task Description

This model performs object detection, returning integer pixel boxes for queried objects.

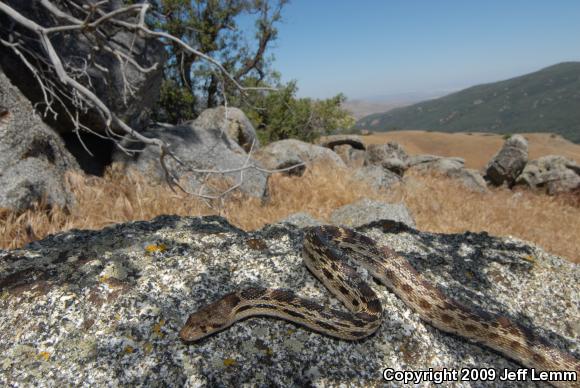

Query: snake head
[179,293,240,343]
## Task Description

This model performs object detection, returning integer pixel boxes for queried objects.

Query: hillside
[355,62,580,143]
[341,99,407,119]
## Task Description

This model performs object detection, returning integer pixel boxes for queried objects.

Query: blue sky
[267,0,580,99]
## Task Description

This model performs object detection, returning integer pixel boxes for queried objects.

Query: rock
[485,135,528,187]
[113,118,268,198]
[446,168,489,193]
[0,215,577,386]
[194,107,259,152]
[317,134,365,150]
[408,156,487,192]
[279,212,323,228]
[410,157,465,174]
[353,165,401,191]
[515,155,580,194]
[364,142,409,175]
[253,139,345,176]
[330,198,415,228]
[333,144,365,168]
[408,154,444,167]
[0,69,80,212]
[0,1,165,135]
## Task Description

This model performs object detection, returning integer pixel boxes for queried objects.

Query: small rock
[194,106,259,152]
[334,144,366,168]
[253,139,345,176]
[353,165,401,191]
[330,198,415,228]
[447,168,489,193]
[279,212,323,228]
[365,142,410,175]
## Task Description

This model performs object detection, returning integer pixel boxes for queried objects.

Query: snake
[180,225,579,385]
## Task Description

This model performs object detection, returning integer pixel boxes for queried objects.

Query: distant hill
[343,91,450,119]
[354,62,580,143]
[341,100,408,119]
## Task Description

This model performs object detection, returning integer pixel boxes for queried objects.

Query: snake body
[180,226,579,383]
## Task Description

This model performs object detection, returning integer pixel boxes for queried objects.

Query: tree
[150,0,287,122]
[0,0,286,199]
[242,79,356,143]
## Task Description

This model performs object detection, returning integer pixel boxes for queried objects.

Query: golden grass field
[1,131,579,264]
[0,168,578,263]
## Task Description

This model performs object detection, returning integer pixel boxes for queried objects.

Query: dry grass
[393,171,580,263]
[1,163,579,263]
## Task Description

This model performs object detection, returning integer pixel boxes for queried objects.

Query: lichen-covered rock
[0,216,577,387]
[515,155,580,194]
[253,139,345,176]
[194,107,260,152]
[485,135,528,187]
[0,69,80,212]
[330,198,415,228]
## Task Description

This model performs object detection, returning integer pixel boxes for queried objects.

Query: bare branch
[0,0,284,201]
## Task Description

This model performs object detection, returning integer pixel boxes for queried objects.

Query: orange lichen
[152,319,166,338]
[145,243,167,253]
[37,351,51,361]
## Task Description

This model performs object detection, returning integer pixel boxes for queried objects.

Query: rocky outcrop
[113,115,269,198]
[330,198,415,228]
[253,139,345,176]
[364,142,409,176]
[0,215,577,386]
[194,107,259,152]
[0,1,165,134]
[0,69,80,212]
[484,135,528,187]
[515,155,580,194]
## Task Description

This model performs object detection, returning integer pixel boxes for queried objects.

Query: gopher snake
[180,226,579,384]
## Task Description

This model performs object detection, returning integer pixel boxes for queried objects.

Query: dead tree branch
[0,1,289,200]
